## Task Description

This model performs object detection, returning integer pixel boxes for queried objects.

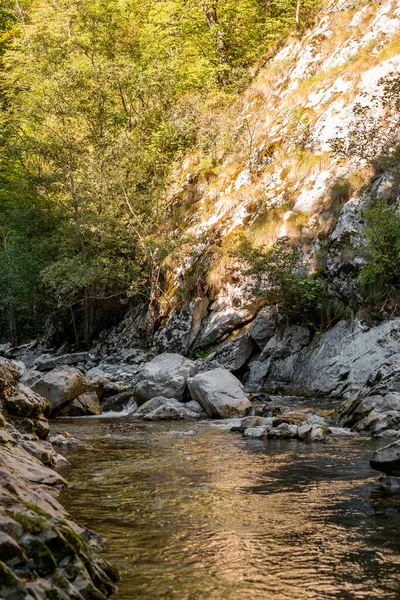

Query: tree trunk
[9,304,18,346]
[201,1,230,85]
[296,0,301,27]
[83,286,93,347]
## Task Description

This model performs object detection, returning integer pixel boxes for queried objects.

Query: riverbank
[0,358,119,600]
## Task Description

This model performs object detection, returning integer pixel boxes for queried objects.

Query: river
[57,417,400,600]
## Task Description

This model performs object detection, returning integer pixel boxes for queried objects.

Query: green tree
[234,236,346,330]
[358,200,400,316]
[0,0,321,344]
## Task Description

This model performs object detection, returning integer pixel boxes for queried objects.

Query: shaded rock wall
[0,360,118,600]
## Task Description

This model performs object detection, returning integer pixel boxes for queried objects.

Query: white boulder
[187,368,251,418]
[134,353,197,405]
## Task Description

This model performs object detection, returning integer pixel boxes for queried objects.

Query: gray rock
[86,366,108,380]
[268,423,298,439]
[143,403,199,421]
[95,303,149,354]
[17,439,56,466]
[298,422,327,442]
[101,391,136,413]
[249,306,279,349]
[244,358,271,392]
[185,400,206,415]
[254,318,400,401]
[134,396,177,416]
[154,297,209,354]
[49,434,84,448]
[33,352,89,372]
[199,332,255,373]
[370,440,400,475]
[241,416,274,428]
[343,395,383,427]
[374,429,400,439]
[328,427,356,436]
[330,199,364,244]
[244,426,268,438]
[187,368,252,418]
[355,410,400,435]
[31,368,86,413]
[377,476,400,491]
[134,353,197,404]
[21,369,43,388]
[195,306,253,349]
[381,392,400,412]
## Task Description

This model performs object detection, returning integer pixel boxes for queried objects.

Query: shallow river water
[58,417,400,600]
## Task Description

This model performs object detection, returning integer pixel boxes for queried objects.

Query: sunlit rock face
[152,0,400,380]
[134,353,197,404]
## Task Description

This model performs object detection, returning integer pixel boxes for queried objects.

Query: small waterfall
[97,398,138,418]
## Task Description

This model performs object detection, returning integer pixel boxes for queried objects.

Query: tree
[0,0,322,343]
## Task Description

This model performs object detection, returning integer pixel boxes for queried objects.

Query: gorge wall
[92,0,400,427]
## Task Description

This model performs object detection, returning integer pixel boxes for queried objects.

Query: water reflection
[58,420,400,599]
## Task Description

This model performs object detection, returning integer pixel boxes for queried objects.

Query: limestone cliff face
[171,0,400,233]
[155,0,400,347]
[97,0,400,416]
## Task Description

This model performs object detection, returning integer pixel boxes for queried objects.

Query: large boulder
[31,367,86,413]
[187,368,251,418]
[370,440,400,475]
[134,353,197,405]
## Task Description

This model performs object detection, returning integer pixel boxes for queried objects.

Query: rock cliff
[94,0,400,437]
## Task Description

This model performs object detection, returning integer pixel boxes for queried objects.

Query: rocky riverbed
[2,322,400,599]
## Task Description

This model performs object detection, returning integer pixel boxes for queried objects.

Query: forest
[0,0,319,346]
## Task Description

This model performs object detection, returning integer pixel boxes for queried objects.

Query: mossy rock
[57,522,85,553]
[0,378,14,401]
[13,510,45,535]
[20,535,57,576]
[0,559,25,597]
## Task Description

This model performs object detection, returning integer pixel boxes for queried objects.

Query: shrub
[358,199,400,315]
[233,236,347,331]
